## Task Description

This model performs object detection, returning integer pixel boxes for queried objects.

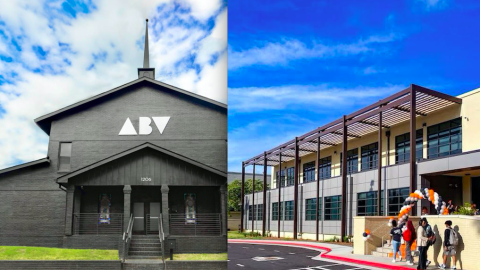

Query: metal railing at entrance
[73,213,123,235]
[169,213,221,236]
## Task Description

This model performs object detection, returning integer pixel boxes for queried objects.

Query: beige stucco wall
[270,87,480,188]
[459,87,480,152]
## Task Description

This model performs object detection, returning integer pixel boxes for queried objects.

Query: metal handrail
[73,213,123,235]
[159,214,165,265]
[169,213,221,236]
[122,213,134,263]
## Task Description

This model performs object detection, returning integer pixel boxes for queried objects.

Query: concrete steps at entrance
[371,243,393,258]
[128,235,163,260]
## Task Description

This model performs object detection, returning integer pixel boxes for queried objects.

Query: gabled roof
[0,158,50,176]
[34,77,227,135]
[57,142,226,183]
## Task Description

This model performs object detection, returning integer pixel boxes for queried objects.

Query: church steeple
[138,19,155,79]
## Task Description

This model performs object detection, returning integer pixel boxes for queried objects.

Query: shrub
[454,202,477,216]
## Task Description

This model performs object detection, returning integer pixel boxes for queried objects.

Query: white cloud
[228,33,400,70]
[0,0,227,169]
[228,84,405,112]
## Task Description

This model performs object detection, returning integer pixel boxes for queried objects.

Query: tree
[228,179,266,212]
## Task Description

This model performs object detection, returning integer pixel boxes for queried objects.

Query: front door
[133,202,161,234]
[133,202,145,234]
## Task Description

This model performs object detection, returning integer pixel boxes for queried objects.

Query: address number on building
[141,177,152,182]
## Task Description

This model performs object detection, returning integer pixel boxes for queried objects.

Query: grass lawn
[0,246,118,260]
[168,253,227,261]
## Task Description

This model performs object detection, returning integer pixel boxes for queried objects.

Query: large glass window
[361,142,378,171]
[284,201,294,220]
[272,202,284,220]
[357,191,384,216]
[248,204,263,221]
[340,149,359,175]
[388,188,410,216]
[395,129,423,164]
[318,156,332,180]
[303,162,315,183]
[275,169,286,188]
[58,142,72,172]
[427,118,462,159]
[324,195,342,220]
[305,198,322,221]
[286,167,294,186]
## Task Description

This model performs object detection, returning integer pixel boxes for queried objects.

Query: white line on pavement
[237,264,244,267]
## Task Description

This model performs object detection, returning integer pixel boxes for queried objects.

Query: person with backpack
[417,218,430,270]
[424,218,435,268]
[403,220,416,266]
[389,220,403,263]
[439,220,458,270]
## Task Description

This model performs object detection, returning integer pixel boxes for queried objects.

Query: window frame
[58,142,73,172]
[305,198,322,221]
[395,129,423,164]
[318,156,332,180]
[427,118,462,159]
[303,161,316,183]
[387,188,410,216]
[361,142,378,171]
[284,201,294,220]
[357,191,384,216]
[324,195,342,221]
[286,167,294,186]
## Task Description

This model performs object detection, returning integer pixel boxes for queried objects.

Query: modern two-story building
[241,85,480,241]
[0,20,227,256]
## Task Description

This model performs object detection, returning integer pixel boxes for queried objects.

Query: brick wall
[169,235,227,253]
[166,261,227,270]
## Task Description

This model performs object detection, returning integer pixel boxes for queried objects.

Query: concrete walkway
[229,239,445,270]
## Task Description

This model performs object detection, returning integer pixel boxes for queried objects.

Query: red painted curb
[228,239,413,270]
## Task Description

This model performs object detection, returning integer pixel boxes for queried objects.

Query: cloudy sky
[228,0,480,172]
[0,0,227,169]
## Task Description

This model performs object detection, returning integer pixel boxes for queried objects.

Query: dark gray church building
[0,21,227,258]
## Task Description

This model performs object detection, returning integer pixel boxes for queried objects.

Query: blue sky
[0,0,226,169]
[228,0,480,172]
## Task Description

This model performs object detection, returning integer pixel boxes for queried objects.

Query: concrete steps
[127,235,163,260]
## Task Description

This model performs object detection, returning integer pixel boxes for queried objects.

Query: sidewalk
[228,239,443,270]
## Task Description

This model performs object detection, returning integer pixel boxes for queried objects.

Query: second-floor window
[361,142,378,171]
[395,129,423,164]
[303,161,315,183]
[427,118,462,159]
[58,142,72,172]
[318,156,332,180]
[286,167,294,186]
[275,169,286,188]
[340,149,359,175]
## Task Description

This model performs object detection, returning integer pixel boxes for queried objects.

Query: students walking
[439,220,458,270]
[403,220,416,266]
[417,218,429,270]
[389,220,403,263]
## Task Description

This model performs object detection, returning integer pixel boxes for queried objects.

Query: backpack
[449,228,459,246]
[426,225,436,246]
[403,227,412,242]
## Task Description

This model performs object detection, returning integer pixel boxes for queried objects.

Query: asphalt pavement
[228,243,376,270]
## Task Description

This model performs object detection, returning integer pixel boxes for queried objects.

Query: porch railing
[169,213,221,236]
[73,213,123,235]
[122,213,134,263]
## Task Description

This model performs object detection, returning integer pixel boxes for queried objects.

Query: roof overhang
[57,142,226,184]
[244,84,462,167]
[0,158,50,176]
[35,77,227,135]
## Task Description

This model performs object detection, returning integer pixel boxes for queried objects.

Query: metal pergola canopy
[244,84,462,167]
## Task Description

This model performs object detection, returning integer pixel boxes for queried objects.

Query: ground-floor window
[388,188,409,216]
[272,202,284,220]
[284,201,294,220]
[324,195,341,220]
[248,204,263,221]
[357,191,384,216]
[287,167,295,186]
[305,198,322,220]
